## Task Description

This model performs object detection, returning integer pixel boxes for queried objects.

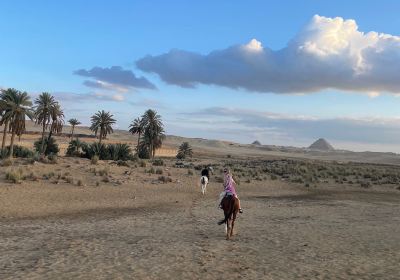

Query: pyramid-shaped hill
[252,140,261,145]
[308,138,335,151]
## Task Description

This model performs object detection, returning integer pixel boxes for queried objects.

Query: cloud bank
[74,66,156,92]
[137,15,400,94]
[183,107,400,148]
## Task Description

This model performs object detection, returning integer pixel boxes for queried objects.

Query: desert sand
[1,147,400,279]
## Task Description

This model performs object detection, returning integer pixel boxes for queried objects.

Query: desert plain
[1,126,400,280]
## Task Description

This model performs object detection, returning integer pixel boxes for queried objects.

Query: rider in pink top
[219,168,243,213]
[224,173,237,196]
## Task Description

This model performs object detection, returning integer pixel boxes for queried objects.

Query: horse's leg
[230,212,237,237]
[226,219,231,240]
[224,222,228,235]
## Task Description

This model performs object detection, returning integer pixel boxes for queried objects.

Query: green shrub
[66,139,87,157]
[34,137,59,155]
[137,142,150,159]
[83,142,108,160]
[82,142,133,161]
[0,146,34,159]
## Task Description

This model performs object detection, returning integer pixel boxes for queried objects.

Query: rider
[219,168,243,213]
[201,166,213,180]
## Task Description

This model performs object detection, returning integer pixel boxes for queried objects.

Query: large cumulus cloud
[137,15,400,94]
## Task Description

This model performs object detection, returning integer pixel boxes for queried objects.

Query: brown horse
[218,194,239,240]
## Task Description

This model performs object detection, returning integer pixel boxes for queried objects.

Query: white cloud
[137,15,400,94]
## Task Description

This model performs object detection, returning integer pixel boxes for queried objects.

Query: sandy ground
[1,156,400,279]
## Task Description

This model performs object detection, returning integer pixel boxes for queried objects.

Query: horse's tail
[201,176,206,185]
[218,196,235,225]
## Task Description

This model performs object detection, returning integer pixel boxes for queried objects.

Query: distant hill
[309,138,335,151]
[252,140,261,145]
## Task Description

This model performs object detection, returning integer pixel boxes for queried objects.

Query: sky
[1,0,400,152]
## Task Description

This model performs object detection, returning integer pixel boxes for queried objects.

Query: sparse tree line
[0,88,166,161]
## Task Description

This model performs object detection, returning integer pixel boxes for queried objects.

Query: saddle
[223,192,234,200]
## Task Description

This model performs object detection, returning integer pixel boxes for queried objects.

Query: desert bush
[360,181,371,188]
[158,175,172,183]
[91,155,99,165]
[97,167,109,176]
[1,158,13,167]
[117,160,129,167]
[148,167,156,174]
[156,168,163,175]
[65,177,74,184]
[5,169,23,183]
[139,160,147,168]
[187,169,194,176]
[152,158,164,166]
[102,176,110,183]
[47,154,58,164]
[34,137,59,155]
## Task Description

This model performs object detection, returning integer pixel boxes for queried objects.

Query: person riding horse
[219,168,243,213]
[201,166,213,180]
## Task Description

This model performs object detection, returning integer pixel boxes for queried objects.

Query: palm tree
[34,92,57,154]
[177,142,193,159]
[68,118,81,139]
[129,117,145,150]
[0,88,19,150]
[141,109,165,158]
[90,110,116,144]
[2,90,33,157]
[44,104,64,153]
[0,88,18,150]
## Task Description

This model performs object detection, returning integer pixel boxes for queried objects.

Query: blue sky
[1,0,400,152]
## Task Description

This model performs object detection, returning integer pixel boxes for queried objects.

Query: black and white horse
[200,166,213,195]
[200,176,209,195]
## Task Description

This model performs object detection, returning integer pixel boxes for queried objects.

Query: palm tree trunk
[1,120,8,150]
[136,132,141,151]
[99,128,103,145]
[40,122,46,154]
[71,125,75,139]
[45,129,53,155]
[9,127,16,158]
